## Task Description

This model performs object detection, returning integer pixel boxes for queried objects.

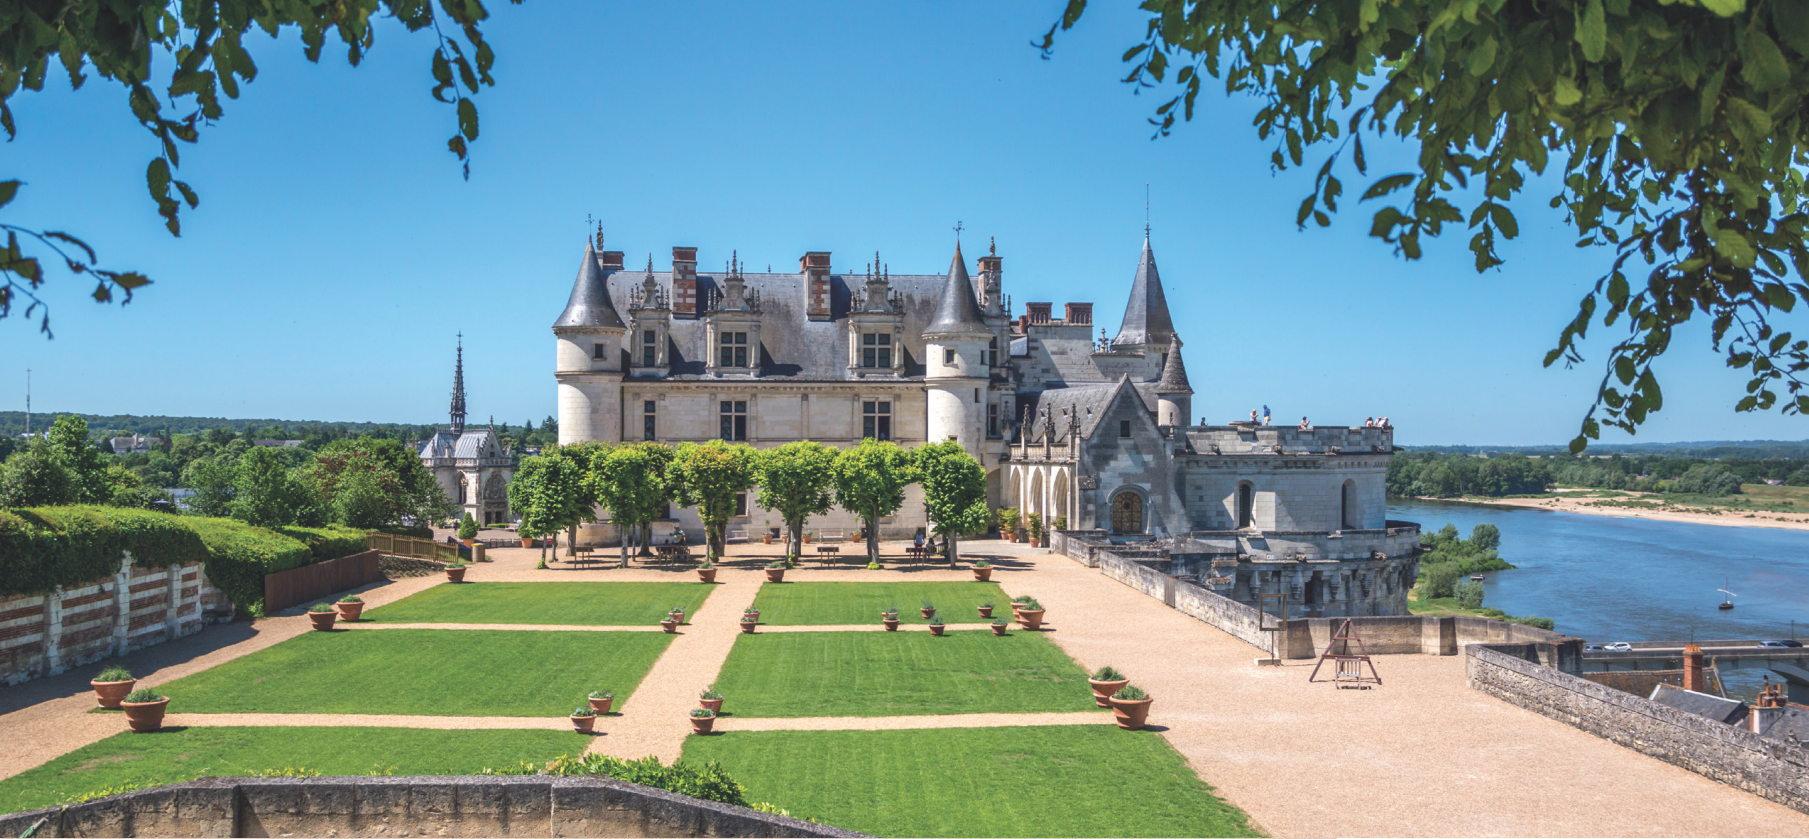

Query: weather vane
[953,220,964,241]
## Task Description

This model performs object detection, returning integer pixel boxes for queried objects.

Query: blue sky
[1,1,1802,446]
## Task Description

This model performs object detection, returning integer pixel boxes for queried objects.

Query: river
[1387,498,1809,700]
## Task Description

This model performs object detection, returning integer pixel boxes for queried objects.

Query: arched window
[1236,482,1253,529]
[1341,479,1357,530]
[1111,491,1144,534]
[457,474,469,505]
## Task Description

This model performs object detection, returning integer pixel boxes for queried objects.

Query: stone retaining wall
[1466,644,1809,816]
[0,775,867,838]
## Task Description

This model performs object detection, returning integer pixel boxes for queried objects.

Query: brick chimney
[801,251,832,321]
[672,247,698,318]
[1064,302,1093,325]
[601,251,625,270]
[1682,644,1705,693]
[1752,681,1787,734]
[1025,302,1053,325]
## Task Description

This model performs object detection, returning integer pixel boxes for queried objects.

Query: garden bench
[820,529,846,543]
[725,529,748,544]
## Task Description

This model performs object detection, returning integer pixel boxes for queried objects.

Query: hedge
[182,517,314,616]
[274,525,369,561]
[0,506,205,598]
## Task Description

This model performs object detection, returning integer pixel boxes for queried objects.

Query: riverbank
[1423,492,1809,532]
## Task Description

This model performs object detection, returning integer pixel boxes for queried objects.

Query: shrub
[370,523,433,539]
[571,705,595,718]
[457,514,479,540]
[865,562,881,570]
[123,688,165,703]
[971,559,990,568]
[1509,615,1556,631]
[765,560,785,569]
[1012,595,1033,604]
[700,687,723,700]
[184,516,313,614]
[928,615,945,626]
[697,559,713,569]
[307,602,335,613]
[445,559,467,569]
[690,708,716,719]
[0,506,205,597]
[1419,564,1461,600]
[589,690,614,700]
[94,666,133,682]
[1019,598,1044,611]
[920,599,935,610]
[1469,523,1501,551]
[991,617,1008,626]
[337,594,362,604]
[274,525,368,560]
[1112,685,1148,701]
[480,755,747,807]
[1051,515,1067,531]
[1454,580,1485,610]
[979,601,993,608]
[1091,665,1125,681]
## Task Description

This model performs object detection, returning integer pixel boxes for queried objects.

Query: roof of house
[418,427,507,461]
[1649,684,1749,725]
[923,242,989,337]
[1016,377,1156,444]
[554,244,626,330]
[1155,333,1193,395]
[1578,668,1727,700]
[1111,238,1176,348]
[1756,705,1809,743]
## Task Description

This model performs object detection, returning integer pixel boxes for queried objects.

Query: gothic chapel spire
[449,333,467,434]
[1112,236,1176,349]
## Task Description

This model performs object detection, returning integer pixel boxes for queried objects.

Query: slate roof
[418,427,506,461]
[1155,333,1192,394]
[1017,378,1154,444]
[1578,668,1727,699]
[1112,238,1176,348]
[923,242,990,337]
[1648,684,1749,725]
[554,244,626,330]
[1755,705,1809,743]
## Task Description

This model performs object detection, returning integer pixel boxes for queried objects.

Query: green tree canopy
[1043,0,1809,450]
[588,443,672,564]
[506,446,588,556]
[914,440,989,566]
[305,437,453,528]
[752,441,839,562]
[0,442,74,508]
[229,445,319,528]
[666,441,755,560]
[44,415,110,504]
[832,439,916,564]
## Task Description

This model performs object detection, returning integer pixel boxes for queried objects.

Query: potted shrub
[668,606,687,625]
[763,520,775,545]
[881,606,900,631]
[588,690,615,715]
[1010,594,1033,619]
[519,529,536,549]
[1087,666,1129,708]
[697,559,718,584]
[335,594,364,622]
[660,613,679,633]
[919,600,936,620]
[699,687,724,713]
[458,513,479,547]
[765,560,786,583]
[306,602,337,631]
[1052,515,1068,533]
[989,617,1009,636]
[740,609,759,634]
[998,507,1020,542]
[977,601,994,619]
[121,688,169,732]
[1026,513,1044,548]
[971,559,992,582]
[444,560,468,583]
[1109,685,1153,730]
[571,704,597,734]
[90,667,135,709]
[690,707,717,734]
[802,530,813,545]
[928,615,947,636]
[1015,597,1047,631]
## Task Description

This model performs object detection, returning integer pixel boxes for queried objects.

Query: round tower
[553,241,627,445]
[923,241,991,455]
[1154,333,1193,428]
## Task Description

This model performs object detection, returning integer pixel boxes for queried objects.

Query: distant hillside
[0,411,438,438]
[1404,440,1809,458]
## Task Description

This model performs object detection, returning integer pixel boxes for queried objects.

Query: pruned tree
[753,441,839,564]
[832,439,916,565]
[1041,0,1809,450]
[914,441,990,566]
[588,443,672,566]
[506,445,589,559]
[666,441,756,561]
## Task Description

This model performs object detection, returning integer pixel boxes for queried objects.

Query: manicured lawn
[153,629,671,716]
[750,582,1012,626]
[363,582,715,626]
[684,725,1258,837]
[0,727,588,816]
[710,630,1101,717]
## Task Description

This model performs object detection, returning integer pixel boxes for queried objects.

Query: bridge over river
[1580,640,1809,694]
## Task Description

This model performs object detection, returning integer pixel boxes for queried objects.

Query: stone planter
[977,605,993,619]
[91,679,136,710]
[740,620,757,634]
[990,623,1008,636]
[929,624,945,637]
[462,538,476,548]
[919,607,936,619]
[520,537,534,548]
[1087,678,1129,708]
[973,567,992,582]
[1109,695,1153,730]
[765,568,786,583]
[307,611,337,631]
[445,567,467,583]
[571,714,596,734]
[697,568,718,584]
[690,714,716,735]
[700,697,724,713]
[588,696,614,714]
[335,601,364,622]
[661,619,678,634]
[122,697,170,733]
[1015,608,1046,631]
[882,618,900,631]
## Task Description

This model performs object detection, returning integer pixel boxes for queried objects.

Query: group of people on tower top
[1363,417,1392,428]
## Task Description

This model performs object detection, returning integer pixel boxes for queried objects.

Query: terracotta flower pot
[740,620,757,634]
[1016,608,1046,631]
[308,611,337,631]
[91,679,136,709]
[765,568,786,583]
[669,611,686,624]
[990,624,1008,636]
[335,601,364,622]
[763,535,773,545]
[802,534,812,544]
[977,606,993,619]
[929,624,945,636]
[700,697,724,713]
[661,619,678,634]
[445,567,466,583]
[462,538,476,547]
[882,618,900,631]
[920,607,935,619]
[973,568,992,582]
[690,715,716,735]
[122,697,169,733]
[588,696,614,714]
[1087,678,1129,708]
[572,714,596,734]
[698,568,718,583]
[745,610,759,622]
[1109,695,1153,730]
[520,537,534,548]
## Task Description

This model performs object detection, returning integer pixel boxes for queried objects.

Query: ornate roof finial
[1145,182,1151,238]
[449,333,468,435]
[646,253,654,276]
[989,235,996,256]
[953,220,963,241]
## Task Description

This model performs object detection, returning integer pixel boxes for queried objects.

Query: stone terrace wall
[0,775,868,838]
[0,554,231,687]
[1466,644,1809,816]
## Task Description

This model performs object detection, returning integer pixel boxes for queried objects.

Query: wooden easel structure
[1308,618,1382,688]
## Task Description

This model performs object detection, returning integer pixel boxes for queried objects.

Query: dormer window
[718,332,749,368]
[641,330,657,367]
[861,333,892,368]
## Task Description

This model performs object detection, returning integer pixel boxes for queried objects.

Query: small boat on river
[1470,574,1486,582]
[1718,578,1737,610]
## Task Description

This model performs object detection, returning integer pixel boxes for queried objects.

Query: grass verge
[682,725,1259,837]
[0,727,587,816]
[750,581,1011,626]
[153,629,671,716]
[363,581,715,625]
[711,630,1100,717]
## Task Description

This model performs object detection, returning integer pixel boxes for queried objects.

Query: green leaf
[1577,0,1607,63]
[1725,97,1772,144]
[1741,29,1791,92]
[1553,76,1583,106]
[1700,0,1744,15]
[1466,37,1498,77]
[457,99,479,141]
[0,180,20,208]
[1361,174,1415,200]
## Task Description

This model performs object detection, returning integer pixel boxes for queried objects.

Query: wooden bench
[819,529,846,543]
[656,545,691,563]
[725,529,748,545]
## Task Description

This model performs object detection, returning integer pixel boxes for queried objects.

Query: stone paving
[3,538,1808,837]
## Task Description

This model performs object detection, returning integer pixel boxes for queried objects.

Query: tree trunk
[867,504,880,564]
[639,522,654,556]
[620,521,631,566]
[948,532,958,567]
[567,524,577,557]
[788,517,803,562]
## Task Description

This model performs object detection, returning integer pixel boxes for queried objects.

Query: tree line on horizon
[1388,451,1809,499]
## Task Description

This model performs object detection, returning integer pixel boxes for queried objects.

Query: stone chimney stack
[1683,644,1705,693]
[1752,681,1787,734]
[672,246,699,318]
[977,245,1003,316]
[1065,303,1093,325]
[801,251,832,321]
[601,251,625,270]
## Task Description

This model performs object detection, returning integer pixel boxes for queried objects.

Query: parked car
[1604,642,1634,652]
[1758,640,1803,648]
[1583,644,1607,652]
